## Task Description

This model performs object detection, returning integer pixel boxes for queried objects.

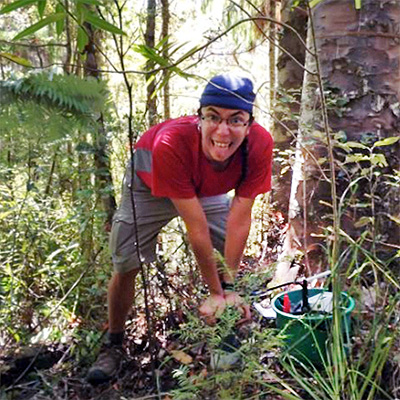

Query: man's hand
[199,294,226,325]
[224,291,251,325]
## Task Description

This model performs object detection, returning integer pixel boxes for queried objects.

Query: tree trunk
[273,0,308,217]
[145,0,158,126]
[161,0,170,120]
[83,15,117,229]
[63,0,72,74]
[274,0,400,282]
[313,0,400,254]
[268,0,277,110]
[273,22,320,282]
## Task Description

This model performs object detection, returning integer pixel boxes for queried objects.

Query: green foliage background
[0,1,399,399]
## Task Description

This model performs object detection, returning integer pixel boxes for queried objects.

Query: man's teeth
[213,140,230,148]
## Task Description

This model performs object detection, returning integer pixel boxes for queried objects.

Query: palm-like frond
[1,72,108,115]
[0,72,109,145]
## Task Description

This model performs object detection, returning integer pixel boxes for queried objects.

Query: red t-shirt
[134,115,273,199]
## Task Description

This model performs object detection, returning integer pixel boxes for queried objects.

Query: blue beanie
[200,74,256,114]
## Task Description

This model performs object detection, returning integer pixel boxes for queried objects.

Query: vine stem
[307,3,344,393]
[307,3,340,268]
[107,1,159,394]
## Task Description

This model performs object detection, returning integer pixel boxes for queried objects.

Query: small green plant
[169,297,292,399]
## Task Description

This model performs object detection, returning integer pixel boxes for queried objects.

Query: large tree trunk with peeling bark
[274,0,400,282]
[314,0,400,257]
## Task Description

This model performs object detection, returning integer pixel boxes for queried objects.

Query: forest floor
[0,257,282,400]
[1,212,399,400]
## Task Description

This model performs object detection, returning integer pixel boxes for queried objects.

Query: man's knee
[113,268,139,282]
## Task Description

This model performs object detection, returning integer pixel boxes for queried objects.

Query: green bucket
[271,288,355,364]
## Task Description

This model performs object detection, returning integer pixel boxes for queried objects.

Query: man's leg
[86,272,138,384]
[108,268,139,334]
[88,185,178,384]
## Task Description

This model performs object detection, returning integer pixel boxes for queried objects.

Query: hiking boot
[87,343,125,384]
[210,333,241,371]
[210,349,241,371]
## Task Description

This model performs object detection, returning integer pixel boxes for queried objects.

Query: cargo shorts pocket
[109,220,136,259]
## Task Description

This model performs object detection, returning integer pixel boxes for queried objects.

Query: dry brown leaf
[171,350,193,365]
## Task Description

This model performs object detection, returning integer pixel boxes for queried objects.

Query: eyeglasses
[201,114,250,128]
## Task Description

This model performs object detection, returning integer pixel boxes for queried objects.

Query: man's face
[200,106,251,163]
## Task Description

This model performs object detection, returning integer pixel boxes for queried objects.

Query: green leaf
[346,141,368,149]
[354,216,373,228]
[55,4,65,35]
[360,168,370,176]
[354,0,362,9]
[13,12,66,40]
[371,153,388,167]
[0,209,14,220]
[388,215,400,225]
[309,0,324,7]
[344,154,369,164]
[37,0,46,17]
[83,10,125,35]
[77,26,89,52]
[335,142,352,152]
[75,1,84,24]
[0,0,37,15]
[373,136,400,147]
[133,44,170,67]
[155,35,169,51]
[175,44,201,65]
[76,141,96,153]
[169,41,189,57]
[0,52,32,67]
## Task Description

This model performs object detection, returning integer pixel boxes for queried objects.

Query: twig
[0,39,68,48]
[5,343,45,390]
[229,0,312,75]
[4,380,39,392]
[9,15,316,76]
[127,92,158,395]
[307,4,340,264]
[254,102,330,182]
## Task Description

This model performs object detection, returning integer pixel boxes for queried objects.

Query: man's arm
[171,197,224,296]
[223,196,254,283]
[222,196,254,321]
[171,197,225,322]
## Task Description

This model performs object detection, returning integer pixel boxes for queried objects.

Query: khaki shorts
[109,161,230,273]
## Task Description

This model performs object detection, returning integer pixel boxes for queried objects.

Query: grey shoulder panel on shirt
[134,148,152,173]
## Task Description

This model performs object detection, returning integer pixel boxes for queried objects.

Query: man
[87,74,273,384]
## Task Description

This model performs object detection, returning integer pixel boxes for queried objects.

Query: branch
[256,100,330,182]
[54,0,120,73]
[159,16,316,77]
[0,39,67,48]
[307,3,340,264]
[228,1,314,77]
[11,16,316,77]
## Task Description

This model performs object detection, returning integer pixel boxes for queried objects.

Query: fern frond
[1,72,108,116]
